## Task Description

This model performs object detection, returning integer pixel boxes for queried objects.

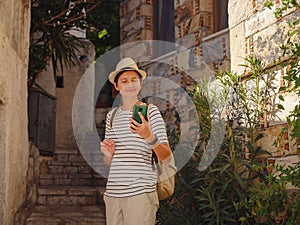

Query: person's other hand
[100,139,115,158]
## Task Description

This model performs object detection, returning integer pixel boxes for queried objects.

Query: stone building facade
[228,0,300,168]
[119,0,230,72]
[96,0,299,172]
[0,1,31,225]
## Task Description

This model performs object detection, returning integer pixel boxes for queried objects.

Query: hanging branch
[43,0,103,27]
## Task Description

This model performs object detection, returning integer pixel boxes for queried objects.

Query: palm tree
[28,0,119,88]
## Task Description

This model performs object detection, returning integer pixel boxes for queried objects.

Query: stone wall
[120,0,153,43]
[0,0,31,224]
[175,0,213,47]
[120,0,229,71]
[14,143,40,225]
[228,0,300,167]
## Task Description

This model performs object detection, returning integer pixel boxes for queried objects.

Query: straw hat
[108,58,147,83]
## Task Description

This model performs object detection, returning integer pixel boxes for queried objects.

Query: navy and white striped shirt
[104,104,168,198]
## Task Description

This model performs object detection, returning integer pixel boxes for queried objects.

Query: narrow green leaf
[278,104,285,110]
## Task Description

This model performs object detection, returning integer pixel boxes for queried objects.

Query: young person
[100,58,172,225]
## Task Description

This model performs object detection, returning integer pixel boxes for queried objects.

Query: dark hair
[114,70,142,84]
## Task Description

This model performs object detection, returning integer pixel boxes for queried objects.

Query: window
[214,0,229,32]
[153,0,175,57]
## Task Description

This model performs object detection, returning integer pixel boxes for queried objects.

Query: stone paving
[26,205,106,225]
[24,146,107,225]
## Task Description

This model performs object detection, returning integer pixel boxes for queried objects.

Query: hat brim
[109,68,147,84]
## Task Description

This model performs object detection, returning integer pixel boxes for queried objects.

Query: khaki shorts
[104,191,159,225]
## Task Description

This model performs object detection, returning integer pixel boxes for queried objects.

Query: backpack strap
[152,150,162,175]
[146,103,150,123]
[109,107,119,129]
[147,103,161,168]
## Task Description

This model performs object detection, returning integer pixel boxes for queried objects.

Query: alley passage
[25,145,106,225]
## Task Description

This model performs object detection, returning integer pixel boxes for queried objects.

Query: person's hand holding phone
[132,104,147,124]
[130,111,152,139]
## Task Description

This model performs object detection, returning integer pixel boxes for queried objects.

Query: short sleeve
[148,104,169,144]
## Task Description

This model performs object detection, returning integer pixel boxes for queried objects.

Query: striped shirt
[104,104,168,198]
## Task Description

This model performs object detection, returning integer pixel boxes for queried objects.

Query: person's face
[114,70,142,98]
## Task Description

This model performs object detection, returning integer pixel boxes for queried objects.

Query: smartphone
[132,104,147,124]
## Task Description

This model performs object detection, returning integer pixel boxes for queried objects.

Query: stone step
[43,148,105,171]
[23,144,107,224]
[26,205,106,225]
[37,186,105,206]
[50,150,101,166]
[39,173,106,186]
[39,146,107,187]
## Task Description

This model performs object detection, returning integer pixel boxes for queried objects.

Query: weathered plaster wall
[0,0,31,224]
[228,0,300,73]
[228,0,300,165]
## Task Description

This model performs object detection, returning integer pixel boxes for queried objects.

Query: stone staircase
[25,145,107,225]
